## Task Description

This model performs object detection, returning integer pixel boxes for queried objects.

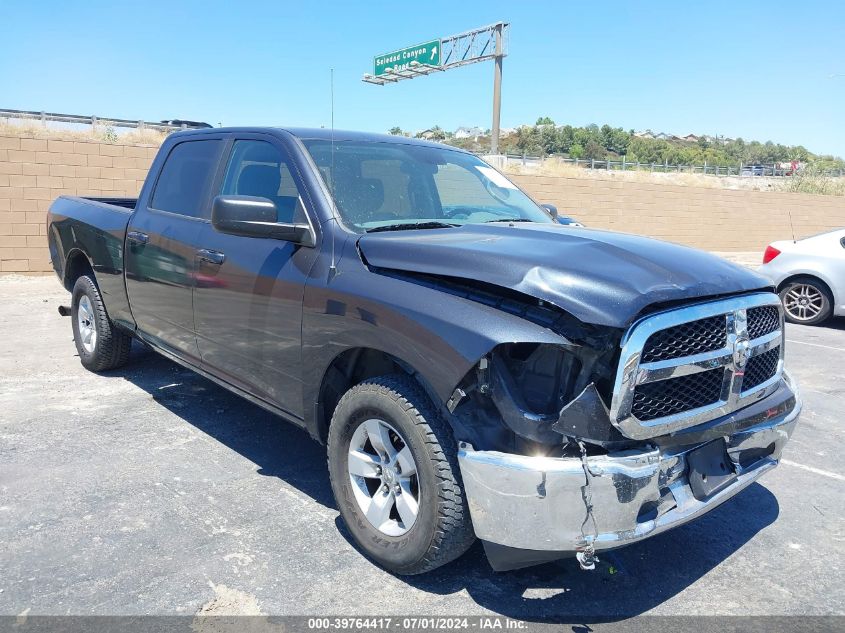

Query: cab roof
[171,126,468,152]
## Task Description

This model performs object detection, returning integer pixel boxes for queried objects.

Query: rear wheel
[327,374,475,575]
[779,277,832,325]
[71,275,132,371]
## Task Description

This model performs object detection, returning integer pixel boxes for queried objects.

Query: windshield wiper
[366,221,459,233]
[484,218,534,223]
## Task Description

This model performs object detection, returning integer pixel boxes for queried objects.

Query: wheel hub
[381,465,396,485]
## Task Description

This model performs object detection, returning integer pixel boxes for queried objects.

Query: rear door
[192,135,319,418]
[125,137,223,363]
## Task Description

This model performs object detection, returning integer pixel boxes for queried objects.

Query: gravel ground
[0,274,842,621]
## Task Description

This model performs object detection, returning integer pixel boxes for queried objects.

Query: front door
[192,137,318,418]
[125,138,223,363]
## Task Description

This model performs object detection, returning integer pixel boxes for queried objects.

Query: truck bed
[82,197,138,210]
[47,195,137,331]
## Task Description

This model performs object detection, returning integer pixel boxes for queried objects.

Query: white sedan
[758,228,845,325]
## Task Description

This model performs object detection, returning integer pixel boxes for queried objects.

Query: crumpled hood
[357,223,772,328]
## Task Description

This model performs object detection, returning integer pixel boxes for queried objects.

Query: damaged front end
[448,291,801,571]
[458,384,798,571]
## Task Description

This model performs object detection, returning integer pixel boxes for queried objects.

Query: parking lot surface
[0,275,842,620]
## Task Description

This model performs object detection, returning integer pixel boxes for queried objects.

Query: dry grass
[783,166,845,196]
[0,122,167,146]
[502,157,844,195]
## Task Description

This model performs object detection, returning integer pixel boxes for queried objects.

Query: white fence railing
[485,153,844,178]
[0,108,210,133]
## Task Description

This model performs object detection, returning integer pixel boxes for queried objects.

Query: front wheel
[327,375,475,575]
[779,277,832,325]
[71,275,132,371]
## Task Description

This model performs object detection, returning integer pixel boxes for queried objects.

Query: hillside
[434,119,845,171]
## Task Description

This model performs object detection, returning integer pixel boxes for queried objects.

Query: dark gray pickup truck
[47,127,801,574]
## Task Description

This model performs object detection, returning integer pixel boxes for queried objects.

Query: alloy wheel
[347,418,420,536]
[77,295,98,354]
[783,284,824,322]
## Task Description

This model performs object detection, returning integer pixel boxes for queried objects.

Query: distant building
[416,129,437,140]
[653,132,679,141]
[701,134,733,144]
[454,126,484,139]
[634,129,655,139]
[500,127,517,137]
[682,133,699,142]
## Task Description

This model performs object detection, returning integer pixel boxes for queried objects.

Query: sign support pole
[491,22,503,155]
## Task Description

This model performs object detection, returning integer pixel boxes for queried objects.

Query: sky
[2,0,844,156]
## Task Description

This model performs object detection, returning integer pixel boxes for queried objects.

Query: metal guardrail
[0,108,207,132]
[491,154,845,178]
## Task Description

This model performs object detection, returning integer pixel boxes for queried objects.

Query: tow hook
[58,305,71,317]
[576,547,598,571]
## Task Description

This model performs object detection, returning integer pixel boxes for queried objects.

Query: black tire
[327,374,475,575]
[779,277,832,326]
[71,274,132,372]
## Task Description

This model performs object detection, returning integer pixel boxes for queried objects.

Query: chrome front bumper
[458,382,801,555]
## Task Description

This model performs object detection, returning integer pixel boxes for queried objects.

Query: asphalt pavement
[0,275,842,621]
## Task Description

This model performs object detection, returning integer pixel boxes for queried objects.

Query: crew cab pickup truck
[48,127,801,574]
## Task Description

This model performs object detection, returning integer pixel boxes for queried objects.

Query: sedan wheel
[779,278,832,326]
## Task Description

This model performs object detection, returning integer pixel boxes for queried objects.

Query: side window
[150,140,221,218]
[221,140,306,223]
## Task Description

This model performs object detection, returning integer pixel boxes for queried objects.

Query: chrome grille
[641,316,726,362]
[610,293,785,440]
[747,306,780,340]
[632,367,725,421]
[742,346,780,391]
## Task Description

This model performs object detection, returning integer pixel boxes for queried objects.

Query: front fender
[301,255,567,429]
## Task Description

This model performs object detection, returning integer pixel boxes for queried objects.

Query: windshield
[302,140,554,232]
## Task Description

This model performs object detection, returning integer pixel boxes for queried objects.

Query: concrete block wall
[0,134,160,273]
[510,174,845,252]
[1,131,844,274]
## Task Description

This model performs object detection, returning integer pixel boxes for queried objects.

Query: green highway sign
[374,39,441,76]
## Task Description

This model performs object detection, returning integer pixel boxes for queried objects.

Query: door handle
[197,249,226,265]
[127,231,149,245]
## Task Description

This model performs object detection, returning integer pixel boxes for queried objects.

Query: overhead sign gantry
[363,22,510,154]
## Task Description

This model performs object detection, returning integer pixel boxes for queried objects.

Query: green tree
[539,125,559,155]
[557,125,575,153]
[388,126,403,135]
[600,125,630,155]
[515,126,541,154]
[583,140,606,160]
[462,118,844,169]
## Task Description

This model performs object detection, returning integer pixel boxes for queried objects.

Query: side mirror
[211,195,315,247]
[540,203,558,219]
